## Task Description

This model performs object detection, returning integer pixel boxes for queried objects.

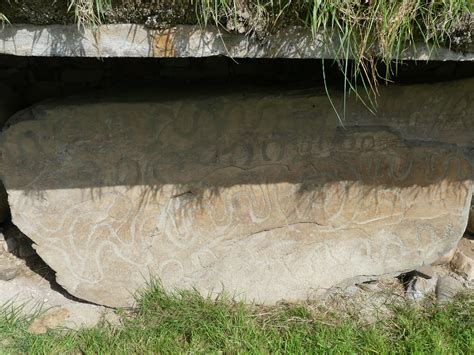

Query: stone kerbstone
[0,25,473,60]
[1,89,472,307]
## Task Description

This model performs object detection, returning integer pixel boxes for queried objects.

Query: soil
[0,1,207,25]
[448,13,474,52]
[0,0,72,25]
[0,1,301,34]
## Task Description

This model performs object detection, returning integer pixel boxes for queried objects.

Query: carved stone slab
[1,90,472,307]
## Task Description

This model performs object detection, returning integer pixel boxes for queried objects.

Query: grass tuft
[68,0,112,29]
[0,11,8,27]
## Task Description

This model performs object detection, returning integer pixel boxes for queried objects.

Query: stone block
[0,88,472,307]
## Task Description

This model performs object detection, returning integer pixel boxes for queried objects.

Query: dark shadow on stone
[0,220,102,306]
[397,272,417,293]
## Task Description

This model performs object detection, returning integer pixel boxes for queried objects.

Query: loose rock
[28,308,70,334]
[450,237,474,281]
[435,276,463,303]
[0,260,18,281]
[0,272,112,331]
[406,276,437,301]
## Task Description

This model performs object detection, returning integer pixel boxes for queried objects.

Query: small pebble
[406,276,437,301]
[0,266,18,281]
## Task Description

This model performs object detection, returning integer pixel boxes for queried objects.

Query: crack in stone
[245,221,326,239]
[171,190,193,198]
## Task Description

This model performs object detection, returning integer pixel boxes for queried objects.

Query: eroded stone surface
[0,226,112,331]
[0,272,115,331]
[451,237,474,281]
[1,89,472,307]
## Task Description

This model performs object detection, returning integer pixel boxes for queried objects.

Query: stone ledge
[0,24,472,60]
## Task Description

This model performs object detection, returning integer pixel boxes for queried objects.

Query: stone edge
[0,24,472,60]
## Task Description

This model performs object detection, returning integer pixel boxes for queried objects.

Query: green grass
[0,12,8,26]
[0,280,473,354]
[67,0,111,29]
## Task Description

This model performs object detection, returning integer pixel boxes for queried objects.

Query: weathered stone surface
[347,78,474,149]
[431,247,457,266]
[0,24,473,60]
[435,276,463,303]
[451,237,474,281]
[0,227,115,331]
[0,273,114,331]
[1,88,472,307]
[28,308,70,334]
[414,265,436,279]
